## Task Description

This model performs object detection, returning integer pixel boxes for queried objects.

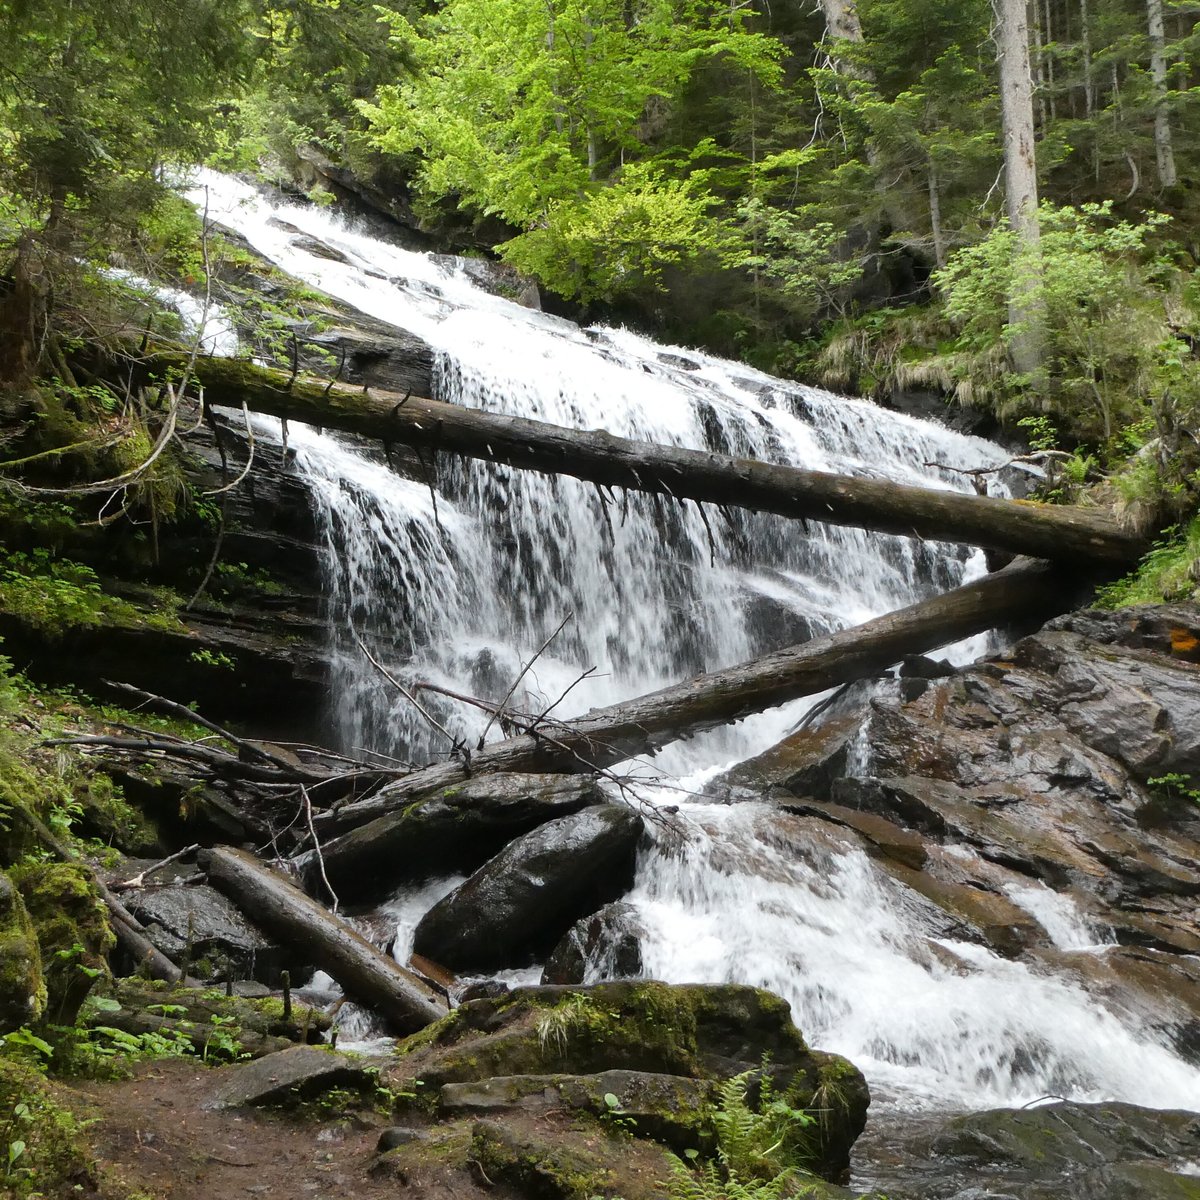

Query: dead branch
[112,843,201,892]
[477,613,573,749]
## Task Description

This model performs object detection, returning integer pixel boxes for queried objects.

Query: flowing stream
[185,171,1200,1115]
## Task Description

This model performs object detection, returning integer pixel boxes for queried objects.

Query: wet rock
[307,772,609,901]
[297,321,434,398]
[899,654,957,679]
[387,981,869,1180]
[123,883,294,985]
[780,799,928,870]
[711,711,866,803]
[1013,628,1200,780]
[1047,603,1200,663]
[433,254,541,308]
[289,233,350,263]
[857,1101,1200,1199]
[207,1045,373,1109]
[542,901,645,985]
[0,871,44,1032]
[411,805,644,971]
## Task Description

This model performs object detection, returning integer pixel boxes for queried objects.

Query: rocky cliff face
[714,603,1200,1062]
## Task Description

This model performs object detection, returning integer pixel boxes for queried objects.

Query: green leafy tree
[359,0,783,299]
[0,0,256,379]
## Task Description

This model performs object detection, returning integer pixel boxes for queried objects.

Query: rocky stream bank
[3,590,1200,1197]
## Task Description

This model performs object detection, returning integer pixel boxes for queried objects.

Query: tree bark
[206,847,448,1033]
[1146,0,1178,187]
[302,557,1080,893]
[993,0,1044,378]
[160,355,1144,565]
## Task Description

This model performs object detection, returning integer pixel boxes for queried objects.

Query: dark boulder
[412,805,643,971]
[304,772,608,901]
[123,883,298,985]
[541,901,646,985]
[207,1045,373,1109]
[857,1101,1200,1200]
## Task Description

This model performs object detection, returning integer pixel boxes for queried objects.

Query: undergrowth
[668,1069,819,1200]
[1094,517,1200,607]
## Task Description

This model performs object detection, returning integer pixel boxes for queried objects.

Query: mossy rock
[439,1069,717,1155]
[9,860,113,1025]
[388,981,869,1181]
[471,1115,675,1200]
[74,773,160,856]
[0,870,46,1032]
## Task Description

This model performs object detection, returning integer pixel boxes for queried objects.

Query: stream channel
[182,172,1200,1145]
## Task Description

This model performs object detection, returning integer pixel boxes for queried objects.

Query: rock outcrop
[713,603,1200,1058]
[383,980,870,1184]
[412,805,644,971]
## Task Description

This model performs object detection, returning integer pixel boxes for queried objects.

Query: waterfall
[185,170,1200,1114]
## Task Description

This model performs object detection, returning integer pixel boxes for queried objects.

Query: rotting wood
[205,846,448,1033]
[300,557,1079,892]
[153,354,1145,565]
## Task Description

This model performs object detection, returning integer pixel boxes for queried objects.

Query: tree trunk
[820,0,867,52]
[1146,0,1178,187]
[302,557,1080,893]
[206,847,448,1033]
[163,355,1144,566]
[993,0,1044,378]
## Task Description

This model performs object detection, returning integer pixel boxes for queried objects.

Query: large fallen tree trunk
[302,557,1078,890]
[206,847,447,1033]
[158,354,1145,565]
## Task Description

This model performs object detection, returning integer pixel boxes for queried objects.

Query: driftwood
[156,354,1145,565]
[302,557,1077,890]
[205,847,448,1033]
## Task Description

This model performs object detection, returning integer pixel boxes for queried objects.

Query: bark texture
[206,847,448,1032]
[158,355,1144,565]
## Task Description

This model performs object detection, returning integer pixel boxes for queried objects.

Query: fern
[668,1070,817,1200]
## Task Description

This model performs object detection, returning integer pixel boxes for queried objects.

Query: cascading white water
[184,170,1200,1113]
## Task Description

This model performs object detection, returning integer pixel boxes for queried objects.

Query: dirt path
[72,1059,483,1200]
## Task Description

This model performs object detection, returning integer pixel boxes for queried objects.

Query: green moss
[0,873,46,1032]
[0,548,184,635]
[471,1120,618,1200]
[0,1054,98,1198]
[74,774,159,855]
[9,861,113,1025]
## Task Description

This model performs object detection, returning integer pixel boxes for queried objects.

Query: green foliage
[188,648,237,671]
[668,1069,816,1200]
[936,203,1184,438]
[1147,773,1200,807]
[502,163,731,301]
[1094,518,1200,608]
[360,0,781,300]
[0,548,181,635]
[0,1048,94,1198]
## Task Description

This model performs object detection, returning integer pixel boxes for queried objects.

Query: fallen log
[158,354,1145,565]
[302,557,1079,891]
[205,847,447,1033]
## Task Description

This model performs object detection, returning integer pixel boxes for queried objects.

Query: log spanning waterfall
[187,171,1200,1115]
